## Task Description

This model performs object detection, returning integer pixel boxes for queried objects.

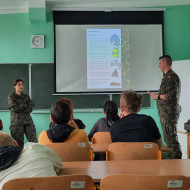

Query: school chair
[106,142,162,160]
[45,142,93,161]
[91,132,112,144]
[99,174,190,190]
[91,132,112,161]
[2,175,96,190]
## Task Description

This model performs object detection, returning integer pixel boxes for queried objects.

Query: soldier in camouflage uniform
[148,55,182,159]
[7,79,37,147]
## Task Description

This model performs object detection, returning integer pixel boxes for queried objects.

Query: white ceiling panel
[0,0,190,13]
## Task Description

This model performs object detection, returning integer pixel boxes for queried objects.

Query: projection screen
[54,11,163,94]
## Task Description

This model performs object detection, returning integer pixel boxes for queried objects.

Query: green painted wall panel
[29,8,46,23]
[0,12,53,63]
[164,5,190,61]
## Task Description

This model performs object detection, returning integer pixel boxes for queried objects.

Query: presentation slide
[87,28,121,89]
[55,24,163,94]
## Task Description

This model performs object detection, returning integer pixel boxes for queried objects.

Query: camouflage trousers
[160,116,182,159]
[10,123,37,147]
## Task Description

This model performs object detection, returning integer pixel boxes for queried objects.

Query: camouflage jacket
[157,69,181,118]
[8,92,34,125]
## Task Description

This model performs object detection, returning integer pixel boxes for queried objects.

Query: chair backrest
[2,175,96,190]
[106,142,162,160]
[100,174,190,190]
[91,132,112,144]
[45,142,93,161]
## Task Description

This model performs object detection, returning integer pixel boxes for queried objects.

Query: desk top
[61,159,190,182]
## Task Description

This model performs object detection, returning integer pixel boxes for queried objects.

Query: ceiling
[0,0,190,13]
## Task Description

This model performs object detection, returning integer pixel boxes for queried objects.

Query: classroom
[0,0,190,180]
[1,0,190,189]
[0,0,190,151]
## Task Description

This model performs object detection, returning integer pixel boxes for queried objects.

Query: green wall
[1,5,190,142]
[0,12,54,63]
[164,5,190,61]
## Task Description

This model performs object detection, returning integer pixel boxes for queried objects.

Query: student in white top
[0,132,62,190]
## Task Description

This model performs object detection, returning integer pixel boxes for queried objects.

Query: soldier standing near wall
[148,55,182,159]
[8,79,37,147]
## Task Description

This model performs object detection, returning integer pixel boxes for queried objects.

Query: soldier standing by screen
[148,55,182,159]
[7,79,37,147]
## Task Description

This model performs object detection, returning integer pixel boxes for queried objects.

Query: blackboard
[0,63,151,110]
[0,64,29,110]
[31,64,109,109]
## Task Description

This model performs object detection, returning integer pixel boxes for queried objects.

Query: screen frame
[53,11,164,94]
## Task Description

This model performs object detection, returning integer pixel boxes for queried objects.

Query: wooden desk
[62,159,190,183]
[91,144,109,153]
[178,130,190,159]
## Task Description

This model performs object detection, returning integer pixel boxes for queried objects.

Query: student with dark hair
[38,101,88,145]
[88,100,120,141]
[111,90,163,149]
[60,98,86,129]
[7,79,37,147]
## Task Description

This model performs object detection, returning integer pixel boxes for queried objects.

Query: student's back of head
[103,100,120,127]
[51,101,71,124]
[60,98,74,120]
[120,90,142,113]
[0,132,14,147]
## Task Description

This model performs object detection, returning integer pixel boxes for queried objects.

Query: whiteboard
[173,59,190,158]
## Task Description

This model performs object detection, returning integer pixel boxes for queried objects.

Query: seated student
[0,132,62,189]
[88,100,120,141]
[38,101,88,145]
[60,98,86,129]
[110,90,162,149]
